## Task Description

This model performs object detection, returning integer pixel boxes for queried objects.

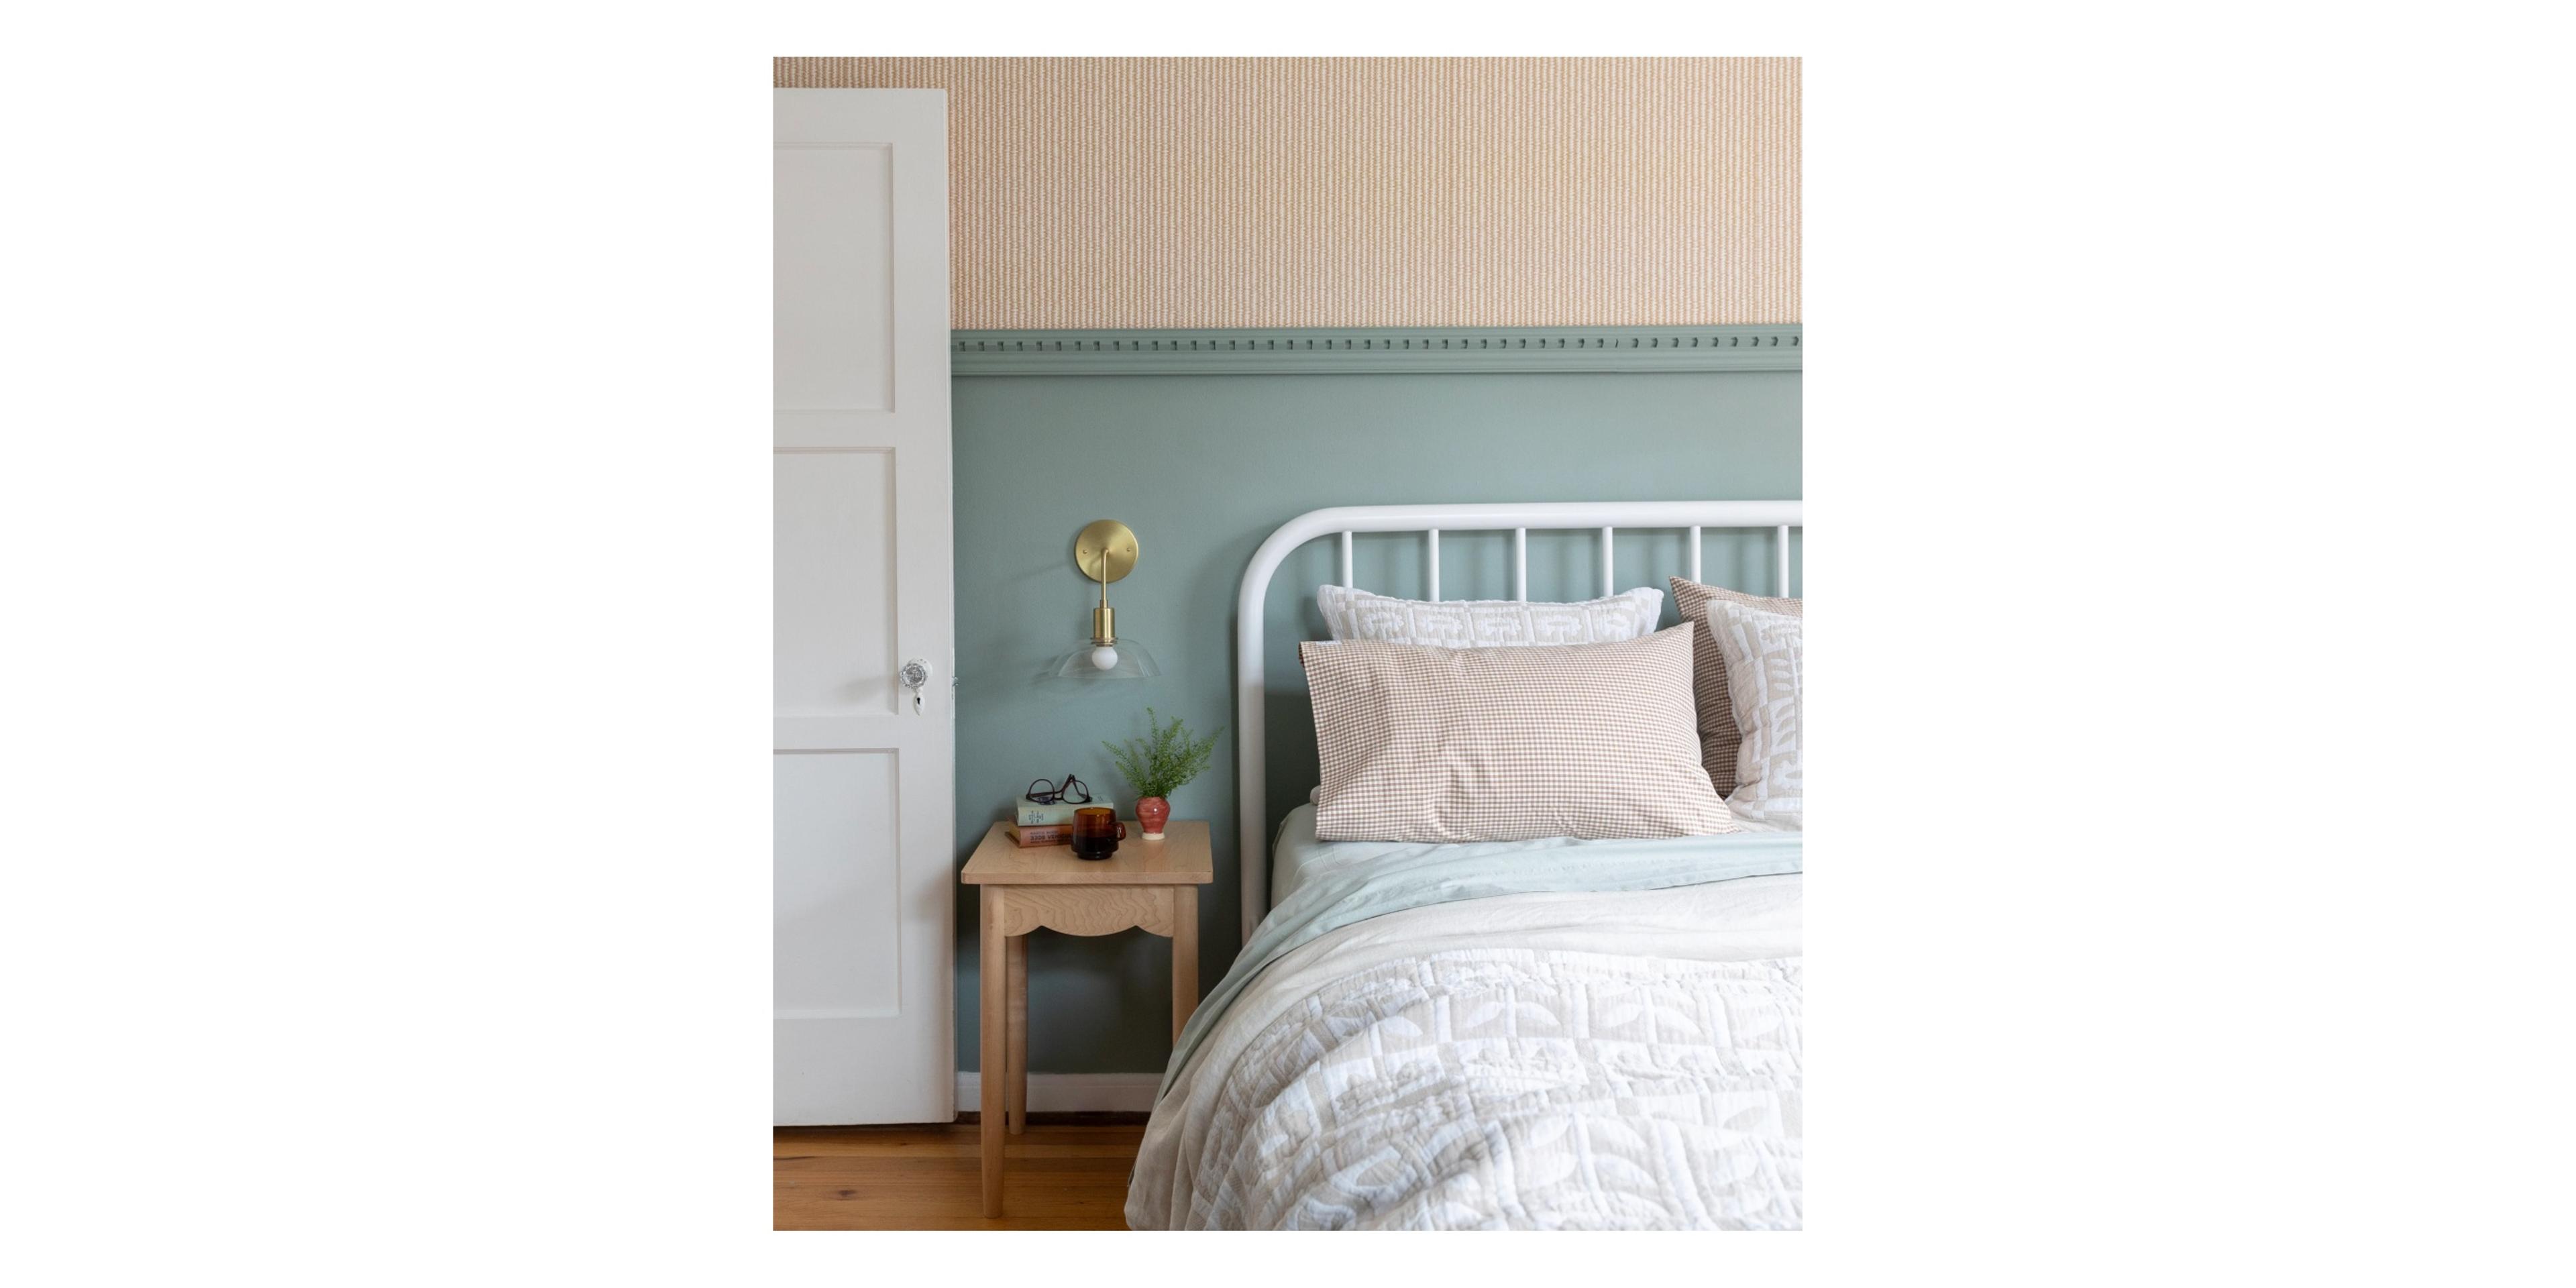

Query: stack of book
[1009,795,1083,847]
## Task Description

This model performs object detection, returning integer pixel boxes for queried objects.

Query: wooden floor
[775,1118,1147,1230]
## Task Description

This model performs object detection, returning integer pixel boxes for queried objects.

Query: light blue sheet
[1163,816,1804,1095]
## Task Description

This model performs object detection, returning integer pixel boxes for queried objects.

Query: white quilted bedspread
[1128,875,1803,1230]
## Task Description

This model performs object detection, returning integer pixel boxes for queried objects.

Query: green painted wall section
[951,370,1801,1073]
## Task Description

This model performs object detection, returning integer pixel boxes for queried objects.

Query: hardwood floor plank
[774,1124,1144,1230]
[776,1124,1143,1160]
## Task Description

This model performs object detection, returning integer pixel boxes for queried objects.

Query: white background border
[5,3,2566,1281]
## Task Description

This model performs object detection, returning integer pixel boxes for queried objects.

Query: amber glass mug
[1069,807,1126,861]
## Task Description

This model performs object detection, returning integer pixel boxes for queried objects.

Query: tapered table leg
[1172,885,1199,1041]
[980,888,1006,1217]
[1006,932,1028,1134]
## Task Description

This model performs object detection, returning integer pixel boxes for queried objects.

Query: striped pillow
[1302,627,1739,843]
[1670,576,1803,796]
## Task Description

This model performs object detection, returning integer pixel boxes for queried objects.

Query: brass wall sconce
[1051,519,1160,679]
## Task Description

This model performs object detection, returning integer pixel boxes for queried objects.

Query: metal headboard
[1232,500,1805,945]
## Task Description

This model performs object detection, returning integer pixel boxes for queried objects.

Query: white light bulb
[1089,645,1119,671]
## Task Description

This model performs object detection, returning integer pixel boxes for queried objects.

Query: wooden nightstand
[959,818,1212,1217]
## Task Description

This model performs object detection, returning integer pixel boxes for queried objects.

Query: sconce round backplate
[1075,519,1138,583]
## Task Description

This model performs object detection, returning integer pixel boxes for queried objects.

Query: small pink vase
[1136,796,1171,839]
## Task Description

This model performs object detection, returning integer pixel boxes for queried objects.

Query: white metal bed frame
[1232,500,1804,944]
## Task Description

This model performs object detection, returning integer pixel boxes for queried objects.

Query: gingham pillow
[1317,584,1663,647]
[1301,627,1738,843]
[1670,576,1803,796]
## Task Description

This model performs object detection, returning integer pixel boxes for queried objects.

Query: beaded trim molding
[951,326,1801,375]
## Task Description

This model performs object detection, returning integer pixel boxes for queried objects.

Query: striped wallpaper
[773,58,1800,329]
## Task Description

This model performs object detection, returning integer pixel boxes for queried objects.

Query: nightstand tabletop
[960,818,1214,885]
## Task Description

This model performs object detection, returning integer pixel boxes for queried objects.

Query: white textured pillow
[1301,627,1737,843]
[1669,576,1801,796]
[1316,584,1663,647]
[1707,600,1803,828]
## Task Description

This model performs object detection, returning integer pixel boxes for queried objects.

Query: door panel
[773,449,896,714]
[773,89,953,1126]
[773,751,900,1017]
[773,142,894,411]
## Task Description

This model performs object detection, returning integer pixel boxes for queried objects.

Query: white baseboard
[957,1071,1159,1115]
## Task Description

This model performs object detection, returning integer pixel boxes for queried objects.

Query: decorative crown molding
[951,325,1800,376]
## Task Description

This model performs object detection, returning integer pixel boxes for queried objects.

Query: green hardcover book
[1015,796,1081,826]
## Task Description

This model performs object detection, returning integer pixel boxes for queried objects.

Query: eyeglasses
[1026,773,1092,805]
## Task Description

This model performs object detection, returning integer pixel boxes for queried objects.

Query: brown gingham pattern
[1302,627,1738,843]
[1669,578,1803,796]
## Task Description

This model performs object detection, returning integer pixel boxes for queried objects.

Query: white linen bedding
[1126,849,1803,1230]
[1272,801,1791,905]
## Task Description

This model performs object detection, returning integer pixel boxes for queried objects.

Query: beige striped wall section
[774,58,1800,329]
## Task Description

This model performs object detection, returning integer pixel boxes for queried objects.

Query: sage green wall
[951,370,1801,1073]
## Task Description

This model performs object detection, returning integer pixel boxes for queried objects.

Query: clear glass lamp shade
[1051,636,1161,679]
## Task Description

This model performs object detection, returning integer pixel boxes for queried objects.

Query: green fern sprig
[1102,707,1222,800]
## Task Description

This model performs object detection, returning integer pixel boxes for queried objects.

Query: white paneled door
[774,89,954,1125]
